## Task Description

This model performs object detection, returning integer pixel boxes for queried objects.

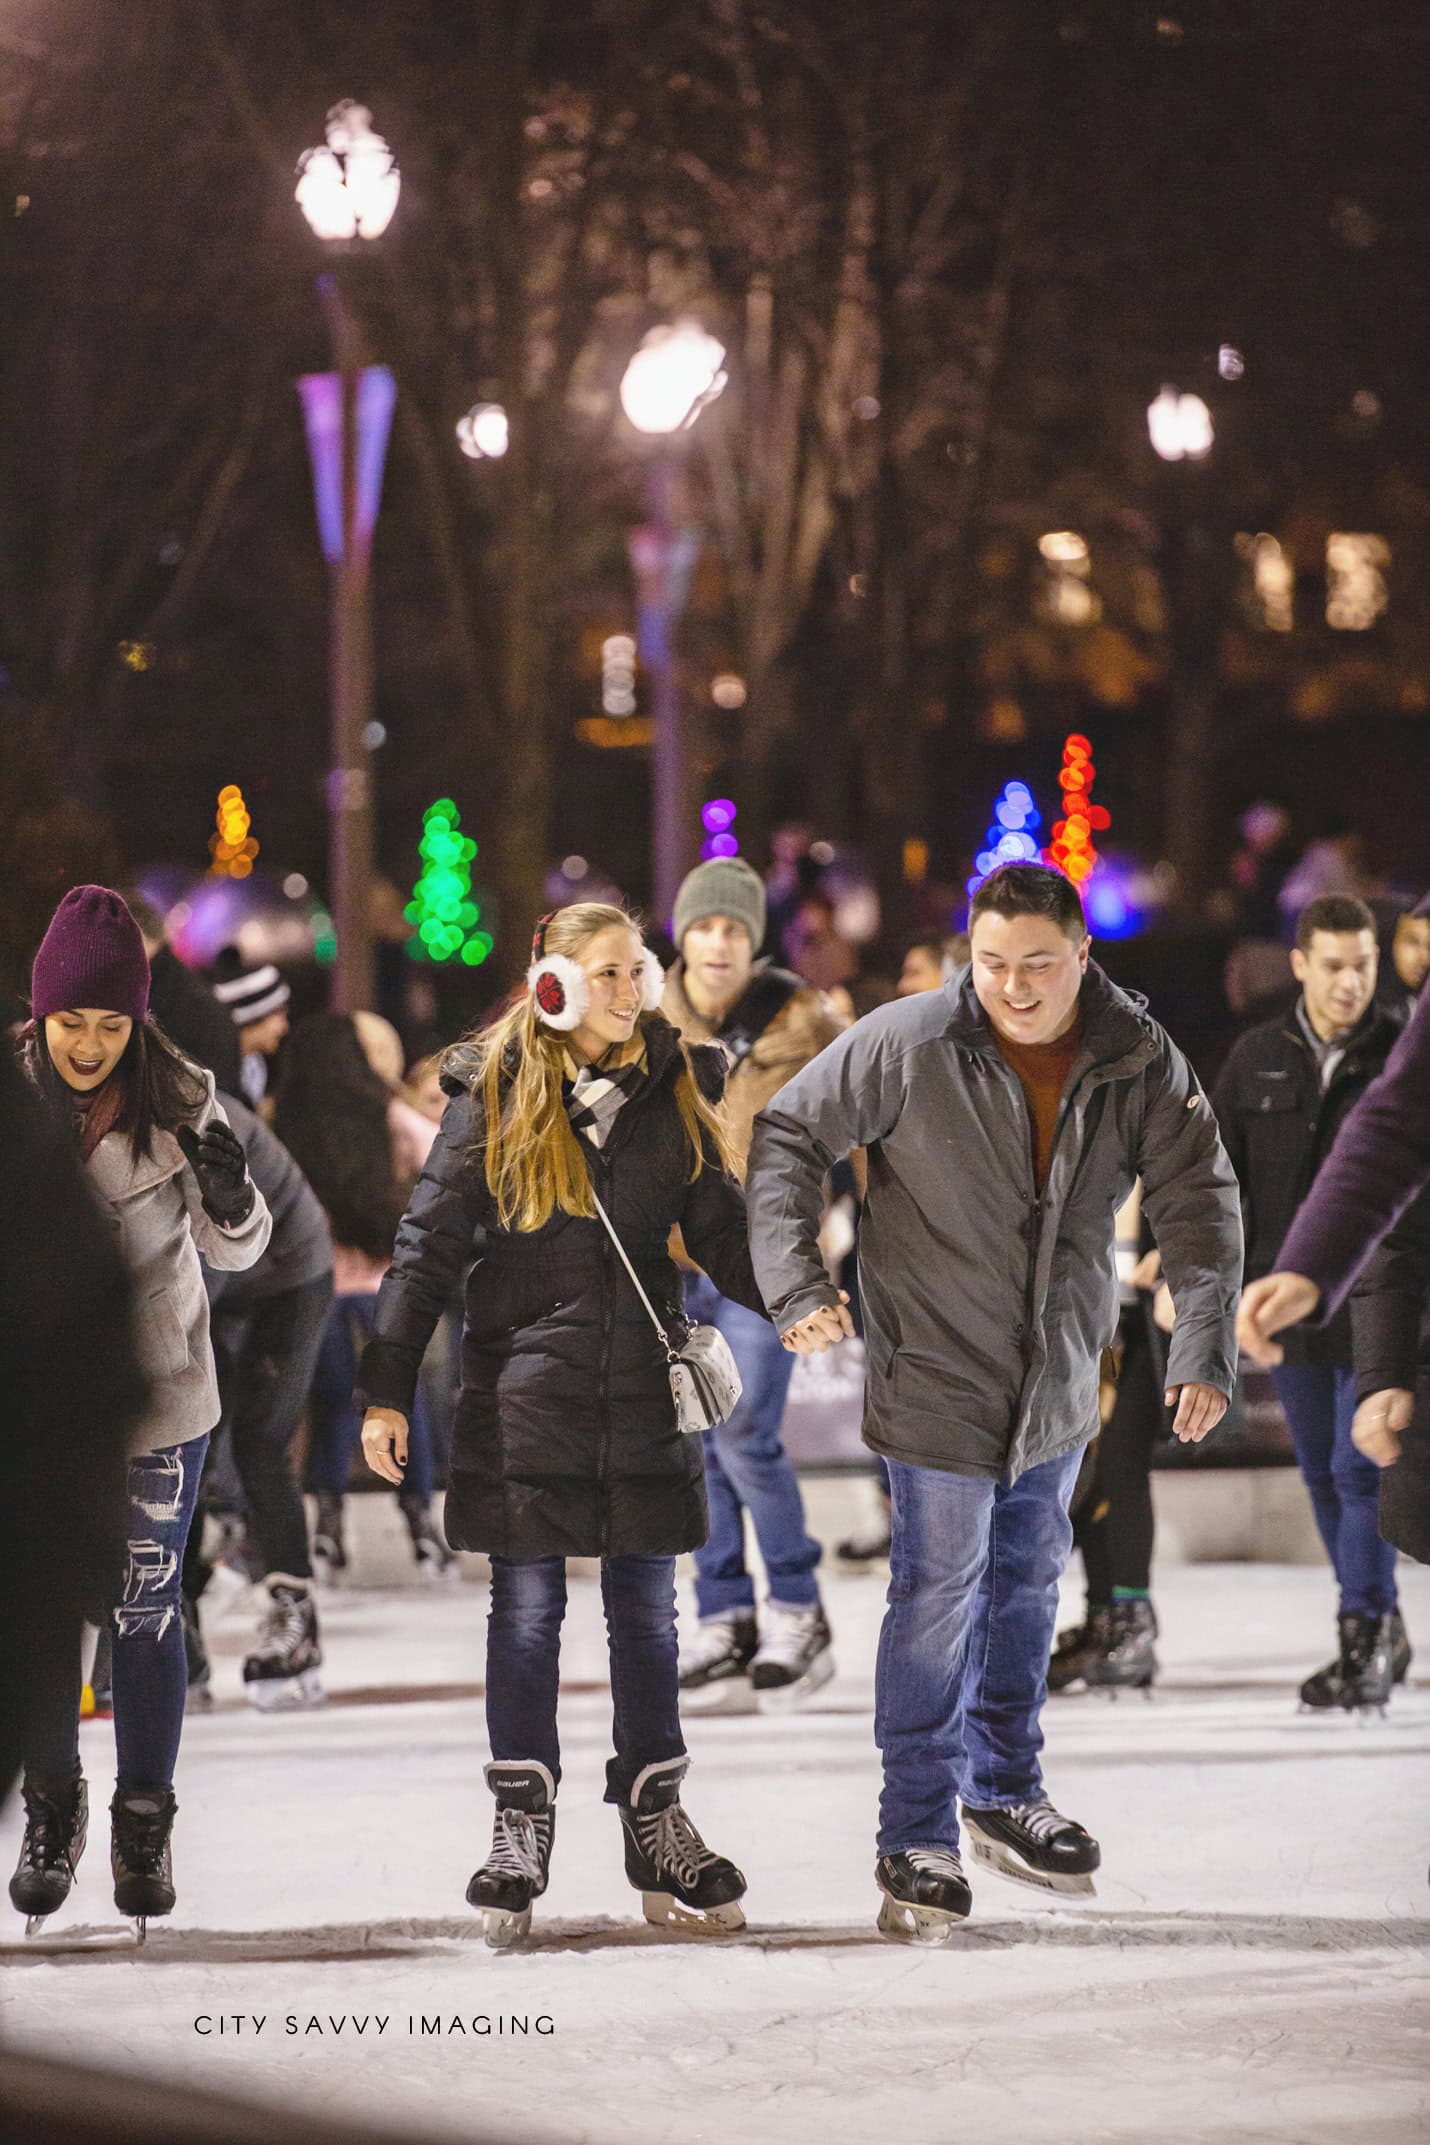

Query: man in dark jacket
[1239,982,1430,1577]
[184,1095,334,1711]
[661,856,844,1710]
[747,863,1241,1939]
[1212,895,1409,1709]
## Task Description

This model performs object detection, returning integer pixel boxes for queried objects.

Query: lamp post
[295,102,399,1013]
[1147,386,1219,919]
[619,323,727,922]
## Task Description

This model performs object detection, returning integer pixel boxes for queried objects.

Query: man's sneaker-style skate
[619,1757,746,1934]
[111,1787,177,1940]
[875,1850,972,1945]
[242,1581,325,1710]
[1048,1605,1115,1693]
[1084,1598,1158,1693]
[678,1610,758,1713]
[10,1774,88,1934]
[750,1602,834,1712]
[466,1762,556,1948]
[962,1799,1100,1896]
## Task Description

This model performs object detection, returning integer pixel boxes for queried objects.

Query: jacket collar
[1286,994,1401,1066]
[942,958,1153,1076]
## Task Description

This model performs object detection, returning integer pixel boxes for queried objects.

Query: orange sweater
[992,1020,1082,1191]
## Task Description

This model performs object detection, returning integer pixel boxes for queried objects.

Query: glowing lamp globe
[296,101,400,242]
[620,323,728,436]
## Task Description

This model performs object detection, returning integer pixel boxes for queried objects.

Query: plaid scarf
[562,1034,648,1149]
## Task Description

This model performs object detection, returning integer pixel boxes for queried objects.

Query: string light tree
[966,780,1042,897]
[405,798,493,971]
[1040,732,1144,938]
[209,785,259,879]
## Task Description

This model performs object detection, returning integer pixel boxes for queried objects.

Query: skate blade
[966,1832,1096,1898]
[24,1913,48,1938]
[641,1891,745,1935]
[483,1907,532,1949]
[244,1667,326,1712]
[876,1893,964,1945]
[754,1649,836,1715]
[678,1675,757,1716]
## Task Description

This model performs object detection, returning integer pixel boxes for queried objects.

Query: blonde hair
[463,902,735,1232]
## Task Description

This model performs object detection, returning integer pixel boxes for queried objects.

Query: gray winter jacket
[747,963,1242,1482]
[84,1069,272,1456]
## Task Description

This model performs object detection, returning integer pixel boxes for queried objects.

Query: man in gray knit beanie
[662,855,842,1714]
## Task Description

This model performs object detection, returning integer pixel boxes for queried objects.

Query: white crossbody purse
[591,1190,744,1435]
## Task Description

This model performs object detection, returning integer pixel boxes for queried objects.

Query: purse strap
[590,1189,678,1363]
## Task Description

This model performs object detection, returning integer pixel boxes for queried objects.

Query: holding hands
[779,1291,856,1356]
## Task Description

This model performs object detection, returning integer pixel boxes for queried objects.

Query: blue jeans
[309,1292,435,1503]
[27,1435,209,1794]
[1273,1363,1398,1618]
[875,1447,1082,1854]
[685,1273,821,1616]
[486,1555,685,1803]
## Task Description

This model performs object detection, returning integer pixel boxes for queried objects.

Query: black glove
[176,1120,255,1227]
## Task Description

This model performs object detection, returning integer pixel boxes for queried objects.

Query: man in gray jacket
[747,863,1241,1941]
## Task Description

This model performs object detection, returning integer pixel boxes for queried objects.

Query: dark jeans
[876,1446,1082,1854]
[1075,1313,1163,1601]
[193,1275,332,1584]
[1273,1362,1398,1618]
[308,1291,435,1503]
[684,1273,821,1616]
[486,1555,685,1804]
[27,1435,209,1793]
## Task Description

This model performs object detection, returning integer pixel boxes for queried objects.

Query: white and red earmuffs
[526,915,666,1032]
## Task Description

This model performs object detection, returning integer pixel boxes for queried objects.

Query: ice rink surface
[3,1555,1428,2145]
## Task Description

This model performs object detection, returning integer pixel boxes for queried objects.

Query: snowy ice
[2,1540,1428,2145]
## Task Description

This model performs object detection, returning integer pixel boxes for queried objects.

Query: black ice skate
[1389,1609,1412,1686]
[10,1774,88,1935]
[399,1490,458,1582]
[310,1491,347,1585]
[466,1761,556,1948]
[242,1581,325,1710]
[619,1756,746,1935]
[749,1602,834,1713]
[182,1592,213,1713]
[1047,1606,1114,1694]
[961,1799,1100,1896]
[1299,1611,1396,1714]
[678,1610,758,1713]
[1084,1598,1158,1694]
[874,1850,972,1946]
[111,1787,177,1940]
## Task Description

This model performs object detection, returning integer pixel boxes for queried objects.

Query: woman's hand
[361,1406,410,1485]
[1235,1272,1321,1365]
[780,1291,855,1355]
[1351,1388,1413,1468]
[177,1120,254,1226]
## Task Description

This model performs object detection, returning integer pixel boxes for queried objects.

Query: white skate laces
[753,1600,821,1668]
[485,1807,549,1885]
[637,1805,719,1891]
[906,1848,965,1880]
[682,1615,748,1672]
[1002,1799,1063,1841]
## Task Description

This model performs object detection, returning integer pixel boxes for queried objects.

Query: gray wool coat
[83,1069,272,1456]
[746,963,1242,1484]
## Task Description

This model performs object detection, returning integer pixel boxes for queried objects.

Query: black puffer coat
[357,1017,768,1558]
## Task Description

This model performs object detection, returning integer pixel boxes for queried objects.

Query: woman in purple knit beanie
[11,886,272,1941]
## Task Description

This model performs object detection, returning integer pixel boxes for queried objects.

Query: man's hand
[361,1406,410,1485]
[1235,1272,1322,1366]
[780,1291,855,1355]
[1163,1381,1228,1443]
[1351,1388,1413,1469]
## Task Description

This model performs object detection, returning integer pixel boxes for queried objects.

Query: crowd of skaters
[3,821,1427,1947]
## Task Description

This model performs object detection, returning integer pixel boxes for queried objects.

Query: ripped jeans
[26,1435,208,1794]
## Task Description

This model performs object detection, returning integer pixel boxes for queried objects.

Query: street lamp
[295,103,399,1013]
[456,402,510,459]
[1147,385,1213,462]
[619,323,727,920]
[1147,386,1220,915]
